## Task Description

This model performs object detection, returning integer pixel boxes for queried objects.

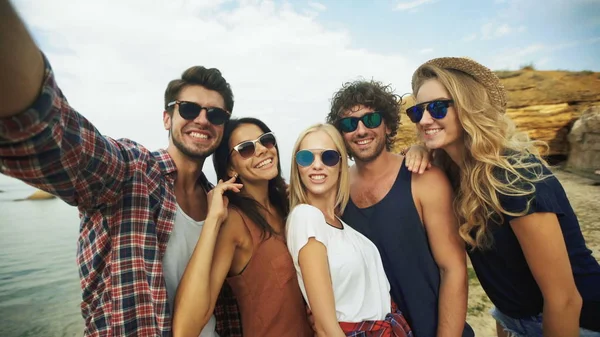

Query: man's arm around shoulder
[413,167,469,337]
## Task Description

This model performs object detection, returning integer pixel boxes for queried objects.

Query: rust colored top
[226,209,313,337]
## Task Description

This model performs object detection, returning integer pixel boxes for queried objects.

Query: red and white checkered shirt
[339,302,413,337]
[0,56,242,337]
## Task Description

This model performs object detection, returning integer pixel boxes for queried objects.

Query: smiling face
[415,79,463,151]
[341,105,389,163]
[163,85,225,159]
[297,130,340,202]
[228,123,279,184]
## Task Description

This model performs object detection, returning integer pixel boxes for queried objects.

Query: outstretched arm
[414,167,468,337]
[299,238,346,337]
[0,1,137,210]
[0,0,44,117]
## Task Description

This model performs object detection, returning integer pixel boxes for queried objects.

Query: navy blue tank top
[342,161,474,337]
[468,157,600,332]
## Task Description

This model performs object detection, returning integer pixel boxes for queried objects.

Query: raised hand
[206,176,243,224]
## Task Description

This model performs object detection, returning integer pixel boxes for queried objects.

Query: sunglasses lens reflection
[260,133,277,149]
[322,150,340,167]
[206,108,230,125]
[296,150,315,167]
[237,142,256,158]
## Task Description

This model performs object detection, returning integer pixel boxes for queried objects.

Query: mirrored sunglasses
[405,99,454,123]
[338,111,383,133]
[296,149,341,167]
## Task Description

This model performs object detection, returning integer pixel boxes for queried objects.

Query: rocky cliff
[393,69,600,169]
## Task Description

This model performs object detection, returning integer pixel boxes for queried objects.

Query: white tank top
[162,203,218,337]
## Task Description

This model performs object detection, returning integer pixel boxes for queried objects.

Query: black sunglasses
[230,132,277,159]
[295,149,341,167]
[167,100,231,125]
[406,99,454,123]
[338,111,383,133]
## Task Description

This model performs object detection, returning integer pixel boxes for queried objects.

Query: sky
[10,0,600,182]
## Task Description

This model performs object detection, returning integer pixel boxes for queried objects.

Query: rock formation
[566,106,600,174]
[23,189,56,201]
[392,69,600,162]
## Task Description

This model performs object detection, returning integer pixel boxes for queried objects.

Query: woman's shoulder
[223,205,247,228]
[226,204,244,217]
[289,204,324,219]
[287,204,327,235]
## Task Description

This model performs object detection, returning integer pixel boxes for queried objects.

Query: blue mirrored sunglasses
[295,149,341,167]
[405,99,454,123]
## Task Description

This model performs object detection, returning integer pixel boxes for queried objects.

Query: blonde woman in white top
[286,123,412,337]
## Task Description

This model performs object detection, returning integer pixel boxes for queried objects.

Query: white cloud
[461,33,478,42]
[480,22,526,40]
[553,36,600,50]
[12,0,415,182]
[419,48,434,54]
[490,36,600,70]
[494,24,512,37]
[394,0,435,11]
[489,43,545,69]
[308,2,327,11]
[537,57,551,67]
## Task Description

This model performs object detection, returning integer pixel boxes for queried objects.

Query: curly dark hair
[327,80,400,150]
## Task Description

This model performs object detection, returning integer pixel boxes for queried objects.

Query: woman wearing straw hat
[405,57,600,337]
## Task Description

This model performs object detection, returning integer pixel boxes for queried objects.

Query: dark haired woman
[173,117,313,337]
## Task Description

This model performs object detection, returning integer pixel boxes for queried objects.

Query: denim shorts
[491,307,600,337]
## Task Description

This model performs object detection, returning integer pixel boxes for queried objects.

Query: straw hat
[419,57,507,111]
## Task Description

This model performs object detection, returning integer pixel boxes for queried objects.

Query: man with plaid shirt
[0,2,242,336]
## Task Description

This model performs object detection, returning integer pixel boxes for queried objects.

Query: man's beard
[171,127,219,160]
[349,137,386,163]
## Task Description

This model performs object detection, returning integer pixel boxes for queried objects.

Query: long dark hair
[212,117,289,239]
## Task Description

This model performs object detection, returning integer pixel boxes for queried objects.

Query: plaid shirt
[0,57,242,337]
[339,302,413,337]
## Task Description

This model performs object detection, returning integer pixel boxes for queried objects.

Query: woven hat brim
[424,57,507,111]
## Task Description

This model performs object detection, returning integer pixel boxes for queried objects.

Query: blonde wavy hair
[289,123,350,215]
[412,64,549,250]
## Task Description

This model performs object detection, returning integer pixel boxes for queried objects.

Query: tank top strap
[383,158,412,202]
[229,207,265,251]
[398,158,412,182]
